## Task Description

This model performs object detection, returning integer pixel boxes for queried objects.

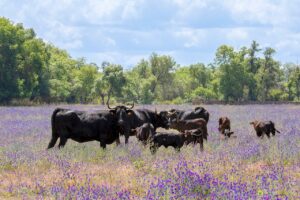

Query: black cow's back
[174,107,209,122]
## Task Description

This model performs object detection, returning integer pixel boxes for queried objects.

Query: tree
[246,40,261,100]
[215,45,247,101]
[18,38,51,100]
[71,63,98,103]
[48,46,76,102]
[149,53,176,101]
[0,18,21,102]
[102,64,126,103]
[256,48,281,101]
[284,63,300,101]
[93,75,110,105]
[188,63,210,88]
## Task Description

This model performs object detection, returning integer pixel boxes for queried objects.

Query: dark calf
[184,129,204,151]
[170,118,208,140]
[150,132,187,154]
[250,120,280,138]
[218,117,234,138]
[133,123,155,145]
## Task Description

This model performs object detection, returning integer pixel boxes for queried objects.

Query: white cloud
[42,21,83,50]
[85,51,149,68]
[224,0,298,28]
[1,0,299,66]
[171,0,208,16]
[174,28,207,48]
[121,0,143,20]
[226,28,249,41]
[82,0,144,24]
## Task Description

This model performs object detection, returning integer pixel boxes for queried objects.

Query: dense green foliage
[1,17,300,104]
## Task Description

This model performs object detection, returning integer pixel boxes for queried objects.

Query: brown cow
[133,123,155,145]
[250,120,280,138]
[170,118,208,140]
[218,117,234,138]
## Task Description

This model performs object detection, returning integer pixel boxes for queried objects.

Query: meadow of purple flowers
[0,104,299,199]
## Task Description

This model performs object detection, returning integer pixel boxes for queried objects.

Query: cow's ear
[109,110,116,115]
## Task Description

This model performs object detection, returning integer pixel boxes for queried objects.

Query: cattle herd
[47,103,281,153]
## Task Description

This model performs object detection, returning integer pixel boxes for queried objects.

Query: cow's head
[224,129,234,138]
[155,110,170,129]
[167,109,179,124]
[250,120,259,128]
[107,102,134,132]
[184,129,203,144]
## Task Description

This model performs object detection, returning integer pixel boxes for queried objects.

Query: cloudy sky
[1,0,300,68]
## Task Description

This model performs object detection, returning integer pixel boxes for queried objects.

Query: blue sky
[1,0,300,68]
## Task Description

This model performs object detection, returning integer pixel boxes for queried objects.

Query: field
[0,104,299,199]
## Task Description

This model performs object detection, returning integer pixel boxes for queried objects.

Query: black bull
[47,108,119,149]
[108,105,170,144]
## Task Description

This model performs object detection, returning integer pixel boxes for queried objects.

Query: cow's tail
[270,121,281,134]
[47,108,62,149]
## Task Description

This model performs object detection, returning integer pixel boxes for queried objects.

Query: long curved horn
[107,100,116,109]
[126,102,134,109]
[169,109,176,113]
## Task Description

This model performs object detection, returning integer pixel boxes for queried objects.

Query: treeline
[1,17,300,105]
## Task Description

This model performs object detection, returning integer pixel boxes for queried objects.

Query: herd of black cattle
[47,104,280,153]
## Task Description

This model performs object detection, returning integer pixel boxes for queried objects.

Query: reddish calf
[218,117,234,138]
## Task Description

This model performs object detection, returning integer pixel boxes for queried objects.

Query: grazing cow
[184,129,204,151]
[47,108,119,149]
[150,129,204,153]
[132,123,155,145]
[149,132,187,153]
[170,118,208,140]
[108,102,170,144]
[250,120,281,138]
[168,106,210,123]
[218,117,234,138]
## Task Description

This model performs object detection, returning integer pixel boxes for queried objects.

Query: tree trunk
[100,93,105,105]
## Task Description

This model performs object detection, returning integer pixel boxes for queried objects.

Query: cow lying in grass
[170,118,208,140]
[132,123,155,145]
[250,120,280,138]
[149,129,204,154]
[218,117,234,138]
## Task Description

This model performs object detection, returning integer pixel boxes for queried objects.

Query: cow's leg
[47,136,59,149]
[271,130,276,136]
[58,137,68,148]
[150,144,158,154]
[100,142,106,149]
[125,136,129,144]
[115,137,121,145]
[256,131,262,138]
[124,130,130,144]
[142,140,147,146]
[175,147,181,152]
[199,138,204,152]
